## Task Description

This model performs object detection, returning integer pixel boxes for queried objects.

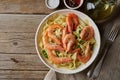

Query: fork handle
[87,43,111,79]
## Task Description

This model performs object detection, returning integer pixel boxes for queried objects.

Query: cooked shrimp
[47,24,63,45]
[63,33,76,52]
[62,26,68,44]
[62,26,68,39]
[72,48,81,54]
[47,49,73,64]
[66,13,79,33]
[80,26,94,41]
[77,43,91,63]
[42,31,64,52]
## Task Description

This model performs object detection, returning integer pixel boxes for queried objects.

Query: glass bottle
[82,0,117,23]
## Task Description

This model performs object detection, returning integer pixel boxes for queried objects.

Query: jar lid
[45,0,60,9]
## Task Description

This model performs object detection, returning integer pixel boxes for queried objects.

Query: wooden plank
[0,0,55,14]
[0,32,35,53]
[1,78,44,80]
[0,54,49,71]
[0,14,46,33]
[0,78,46,80]
[1,78,41,80]
[0,70,48,79]
[0,14,46,53]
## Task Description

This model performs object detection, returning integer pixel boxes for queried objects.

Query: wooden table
[0,0,120,80]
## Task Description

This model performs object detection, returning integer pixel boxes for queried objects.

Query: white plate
[35,9,101,74]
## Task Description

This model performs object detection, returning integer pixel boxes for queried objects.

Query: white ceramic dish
[63,0,83,9]
[35,9,101,74]
[45,0,60,9]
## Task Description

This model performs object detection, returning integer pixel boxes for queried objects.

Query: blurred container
[82,0,117,23]
[64,0,83,9]
[45,0,60,9]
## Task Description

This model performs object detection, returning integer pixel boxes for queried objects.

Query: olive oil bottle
[83,0,117,22]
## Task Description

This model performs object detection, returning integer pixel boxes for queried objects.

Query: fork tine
[109,26,118,40]
[104,24,113,38]
[111,26,120,41]
[108,25,120,41]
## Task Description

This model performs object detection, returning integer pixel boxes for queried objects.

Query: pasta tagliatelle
[39,13,96,69]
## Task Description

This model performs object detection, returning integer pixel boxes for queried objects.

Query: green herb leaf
[90,44,95,50]
[41,49,48,58]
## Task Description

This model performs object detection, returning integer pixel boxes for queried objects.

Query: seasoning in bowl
[64,0,83,9]
[45,0,60,9]
[66,0,80,7]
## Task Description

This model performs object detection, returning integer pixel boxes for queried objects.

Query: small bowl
[64,0,83,9]
[45,0,60,9]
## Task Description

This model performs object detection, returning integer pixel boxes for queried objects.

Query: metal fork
[87,24,120,80]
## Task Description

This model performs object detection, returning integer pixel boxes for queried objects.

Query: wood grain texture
[0,14,49,79]
[0,70,48,79]
[0,33,35,53]
[0,54,49,70]
[0,0,55,14]
[0,14,46,53]
[0,14,46,32]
